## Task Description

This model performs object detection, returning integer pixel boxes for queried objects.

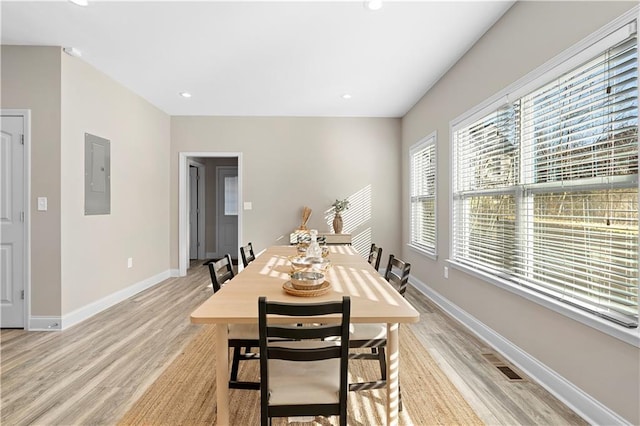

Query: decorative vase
[332,212,343,234]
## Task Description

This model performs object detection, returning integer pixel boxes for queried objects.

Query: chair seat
[228,323,259,340]
[349,323,386,341]
[267,341,341,406]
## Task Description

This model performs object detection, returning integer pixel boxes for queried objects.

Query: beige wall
[60,54,171,314]
[1,46,62,317]
[171,117,402,264]
[401,2,639,423]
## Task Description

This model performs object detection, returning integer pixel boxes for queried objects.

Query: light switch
[37,197,48,211]
[244,202,253,210]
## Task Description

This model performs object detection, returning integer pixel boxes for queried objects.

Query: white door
[216,166,238,258]
[1,115,25,328]
[189,165,199,260]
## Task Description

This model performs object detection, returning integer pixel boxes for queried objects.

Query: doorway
[178,152,242,276]
[1,110,30,329]
[216,166,238,258]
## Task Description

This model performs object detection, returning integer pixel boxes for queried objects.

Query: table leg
[216,323,229,425]
[387,322,400,426]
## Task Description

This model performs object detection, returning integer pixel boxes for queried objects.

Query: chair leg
[378,347,403,411]
[377,347,387,381]
[230,347,241,381]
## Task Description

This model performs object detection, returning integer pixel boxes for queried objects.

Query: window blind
[452,33,638,327]
[410,135,436,253]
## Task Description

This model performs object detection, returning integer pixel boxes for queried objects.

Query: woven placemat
[283,280,331,297]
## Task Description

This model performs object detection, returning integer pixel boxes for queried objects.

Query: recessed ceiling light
[342,93,352,100]
[69,0,89,6]
[364,0,383,11]
[179,92,192,98]
[63,47,82,57]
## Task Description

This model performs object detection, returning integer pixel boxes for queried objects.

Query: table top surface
[191,245,420,324]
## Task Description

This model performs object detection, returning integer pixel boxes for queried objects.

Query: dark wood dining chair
[384,254,411,297]
[240,242,256,268]
[206,254,235,293]
[368,243,383,271]
[348,254,411,409]
[206,254,260,390]
[258,296,351,426]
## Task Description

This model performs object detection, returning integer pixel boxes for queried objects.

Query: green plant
[332,198,350,213]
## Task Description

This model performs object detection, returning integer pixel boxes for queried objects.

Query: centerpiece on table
[298,206,312,231]
[331,198,350,234]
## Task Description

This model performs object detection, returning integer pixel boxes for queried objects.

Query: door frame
[178,152,242,276]
[1,109,31,329]
[188,159,206,260]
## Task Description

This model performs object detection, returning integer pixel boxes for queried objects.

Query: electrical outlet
[127,257,133,268]
[444,266,449,279]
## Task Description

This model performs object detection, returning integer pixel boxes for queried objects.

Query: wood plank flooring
[404,290,586,426]
[1,260,587,425]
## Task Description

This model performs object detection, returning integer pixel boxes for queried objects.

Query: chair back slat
[267,324,342,340]
[264,299,345,317]
[268,345,342,362]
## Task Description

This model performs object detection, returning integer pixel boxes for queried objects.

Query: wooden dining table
[191,244,420,425]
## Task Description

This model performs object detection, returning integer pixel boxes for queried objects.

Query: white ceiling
[1,0,513,117]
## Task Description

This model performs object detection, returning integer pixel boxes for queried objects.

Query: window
[224,176,238,216]
[410,133,437,255]
[452,23,638,328]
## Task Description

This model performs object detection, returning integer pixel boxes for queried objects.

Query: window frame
[448,11,640,347]
[409,132,438,259]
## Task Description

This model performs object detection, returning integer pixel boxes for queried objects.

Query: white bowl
[290,271,325,290]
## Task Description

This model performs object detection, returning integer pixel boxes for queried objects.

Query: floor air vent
[482,352,524,381]
[496,365,523,380]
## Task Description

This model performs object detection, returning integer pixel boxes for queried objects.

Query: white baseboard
[170,268,181,277]
[29,316,62,331]
[37,270,172,331]
[409,276,630,426]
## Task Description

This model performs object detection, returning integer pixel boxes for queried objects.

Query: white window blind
[410,134,437,254]
[453,31,638,328]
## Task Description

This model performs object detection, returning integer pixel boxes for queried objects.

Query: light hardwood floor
[1,260,587,425]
